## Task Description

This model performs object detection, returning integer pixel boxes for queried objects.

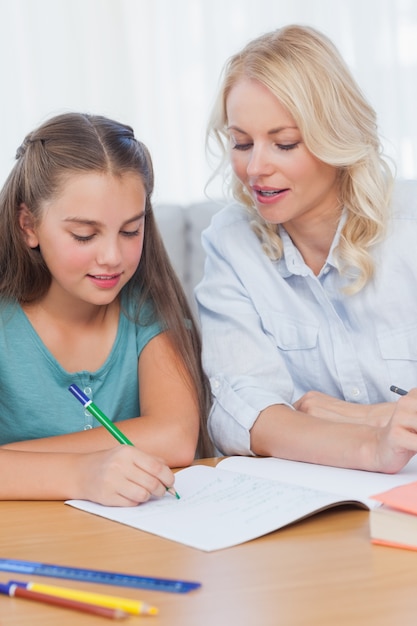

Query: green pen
[68,384,180,499]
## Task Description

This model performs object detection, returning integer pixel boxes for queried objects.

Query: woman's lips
[252,187,290,204]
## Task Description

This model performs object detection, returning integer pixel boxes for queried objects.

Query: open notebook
[66,455,417,552]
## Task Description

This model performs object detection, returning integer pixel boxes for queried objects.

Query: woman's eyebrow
[227,125,298,135]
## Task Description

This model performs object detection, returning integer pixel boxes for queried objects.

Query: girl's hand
[75,445,175,506]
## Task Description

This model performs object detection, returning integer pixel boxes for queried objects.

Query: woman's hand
[373,389,417,473]
[75,445,175,506]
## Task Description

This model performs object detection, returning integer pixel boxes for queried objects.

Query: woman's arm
[251,390,417,473]
[293,391,394,427]
[1,332,200,468]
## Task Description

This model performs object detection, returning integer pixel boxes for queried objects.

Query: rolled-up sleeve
[195,205,294,455]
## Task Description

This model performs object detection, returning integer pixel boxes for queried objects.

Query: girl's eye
[72,233,95,243]
[121,229,141,238]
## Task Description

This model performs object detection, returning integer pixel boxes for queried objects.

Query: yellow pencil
[8,580,158,616]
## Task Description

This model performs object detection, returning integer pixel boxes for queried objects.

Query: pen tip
[166,486,180,499]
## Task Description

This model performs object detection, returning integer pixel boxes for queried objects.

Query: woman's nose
[246,146,275,177]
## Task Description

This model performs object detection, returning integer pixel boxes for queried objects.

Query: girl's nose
[96,237,122,267]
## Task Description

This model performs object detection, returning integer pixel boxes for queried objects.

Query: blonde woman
[196,24,417,472]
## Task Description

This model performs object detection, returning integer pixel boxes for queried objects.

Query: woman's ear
[18,203,39,248]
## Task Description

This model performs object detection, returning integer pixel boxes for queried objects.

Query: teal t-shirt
[0,299,162,444]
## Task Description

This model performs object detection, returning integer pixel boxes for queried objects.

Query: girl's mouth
[87,274,122,289]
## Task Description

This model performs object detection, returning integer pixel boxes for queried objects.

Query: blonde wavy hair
[207,24,394,293]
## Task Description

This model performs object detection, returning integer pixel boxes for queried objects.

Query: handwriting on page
[67,465,349,550]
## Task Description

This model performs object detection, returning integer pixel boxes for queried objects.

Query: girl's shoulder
[120,288,157,324]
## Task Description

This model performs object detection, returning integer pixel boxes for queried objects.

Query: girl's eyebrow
[62,211,146,227]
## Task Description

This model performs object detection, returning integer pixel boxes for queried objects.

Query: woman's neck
[283,207,342,275]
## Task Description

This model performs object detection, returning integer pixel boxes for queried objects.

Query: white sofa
[153,199,224,316]
[154,179,417,315]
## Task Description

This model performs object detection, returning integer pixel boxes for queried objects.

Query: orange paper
[371,480,417,515]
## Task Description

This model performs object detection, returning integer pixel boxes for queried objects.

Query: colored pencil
[0,582,127,619]
[10,579,158,615]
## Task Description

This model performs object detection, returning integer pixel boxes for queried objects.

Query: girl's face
[20,171,146,309]
[226,77,340,228]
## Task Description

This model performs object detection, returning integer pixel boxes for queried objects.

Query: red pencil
[0,582,128,620]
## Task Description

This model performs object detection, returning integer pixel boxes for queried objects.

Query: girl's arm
[0,446,175,505]
[1,332,200,468]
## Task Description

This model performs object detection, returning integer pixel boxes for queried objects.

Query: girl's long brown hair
[0,112,213,458]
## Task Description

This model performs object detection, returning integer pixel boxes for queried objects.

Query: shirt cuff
[208,375,291,456]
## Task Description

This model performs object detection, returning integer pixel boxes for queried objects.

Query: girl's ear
[18,203,39,248]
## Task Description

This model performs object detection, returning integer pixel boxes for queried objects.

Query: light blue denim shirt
[195,201,417,456]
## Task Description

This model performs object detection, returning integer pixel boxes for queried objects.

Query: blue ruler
[0,559,201,593]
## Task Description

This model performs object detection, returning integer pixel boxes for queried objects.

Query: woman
[196,24,417,473]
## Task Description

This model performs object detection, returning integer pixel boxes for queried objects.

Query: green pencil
[68,383,180,499]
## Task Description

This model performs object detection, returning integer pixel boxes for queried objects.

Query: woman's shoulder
[390,179,417,221]
[209,201,251,228]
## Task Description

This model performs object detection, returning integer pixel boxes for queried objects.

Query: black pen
[390,385,408,396]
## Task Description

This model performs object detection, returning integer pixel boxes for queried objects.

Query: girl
[0,112,211,505]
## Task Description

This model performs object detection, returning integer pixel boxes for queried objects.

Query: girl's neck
[22,290,120,328]
[21,295,121,373]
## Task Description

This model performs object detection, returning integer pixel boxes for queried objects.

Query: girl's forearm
[0,449,81,500]
[1,415,197,468]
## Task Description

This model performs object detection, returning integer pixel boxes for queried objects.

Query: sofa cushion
[153,203,187,283]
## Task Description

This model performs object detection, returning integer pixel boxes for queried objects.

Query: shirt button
[212,379,220,390]
[351,387,360,397]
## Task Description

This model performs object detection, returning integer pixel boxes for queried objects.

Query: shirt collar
[276,209,348,278]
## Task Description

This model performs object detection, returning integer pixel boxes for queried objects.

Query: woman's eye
[232,142,252,151]
[277,142,300,151]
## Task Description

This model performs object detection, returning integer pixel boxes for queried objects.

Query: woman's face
[19,171,146,309]
[226,77,340,229]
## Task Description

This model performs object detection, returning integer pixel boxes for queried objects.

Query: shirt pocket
[263,311,321,389]
[377,324,417,390]
[378,324,417,361]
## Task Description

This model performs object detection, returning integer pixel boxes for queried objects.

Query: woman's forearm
[250,404,378,470]
[293,391,394,427]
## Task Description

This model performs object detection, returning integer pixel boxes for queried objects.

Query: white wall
[0,0,416,204]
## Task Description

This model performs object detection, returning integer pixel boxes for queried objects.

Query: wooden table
[1,460,417,625]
